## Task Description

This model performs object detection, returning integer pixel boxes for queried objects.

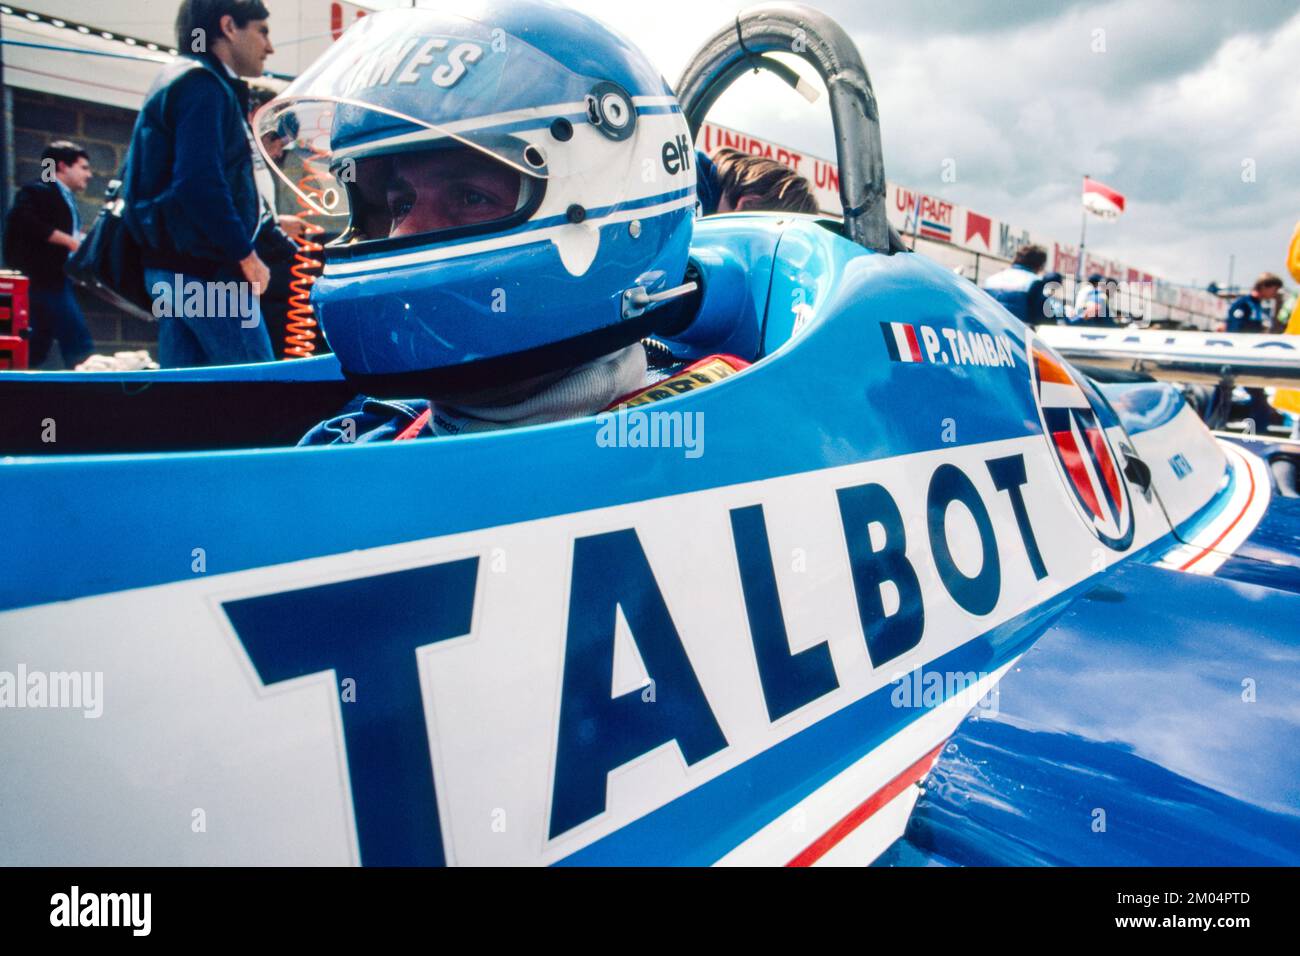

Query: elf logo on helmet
[342,36,484,94]
[662,135,692,175]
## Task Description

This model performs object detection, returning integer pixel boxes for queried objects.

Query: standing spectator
[2,141,96,367]
[123,0,277,367]
[1040,271,1068,322]
[1223,273,1285,433]
[982,244,1052,325]
[1096,277,1123,325]
[1225,273,1284,333]
[1074,272,1112,321]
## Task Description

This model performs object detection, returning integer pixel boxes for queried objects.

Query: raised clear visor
[253,7,616,219]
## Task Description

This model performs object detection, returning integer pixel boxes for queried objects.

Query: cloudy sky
[377,0,1299,290]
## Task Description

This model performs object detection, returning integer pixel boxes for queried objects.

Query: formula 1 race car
[1,4,1297,867]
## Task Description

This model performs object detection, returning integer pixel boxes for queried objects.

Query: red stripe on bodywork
[903,324,923,362]
[1085,427,1122,518]
[1053,429,1103,519]
[1180,447,1256,571]
[786,741,946,867]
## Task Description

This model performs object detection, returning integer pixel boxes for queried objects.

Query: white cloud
[379,0,1298,287]
[560,0,1299,287]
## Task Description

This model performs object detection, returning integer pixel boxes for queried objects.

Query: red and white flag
[1082,177,1125,219]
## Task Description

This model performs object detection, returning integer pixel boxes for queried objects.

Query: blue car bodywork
[1,211,1297,865]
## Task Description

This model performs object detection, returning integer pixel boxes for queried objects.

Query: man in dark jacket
[982,244,1052,326]
[3,141,96,367]
[1225,273,1286,433]
[1225,273,1284,333]
[123,0,276,367]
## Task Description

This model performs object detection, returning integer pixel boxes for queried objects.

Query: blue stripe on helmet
[332,187,696,272]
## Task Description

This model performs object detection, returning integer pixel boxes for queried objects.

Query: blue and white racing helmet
[257,0,697,394]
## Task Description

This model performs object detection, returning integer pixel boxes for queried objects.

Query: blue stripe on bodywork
[1172,455,1236,542]
[1172,435,1300,594]
[1213,495,1300,594]
[554,620,1043,866]
[0,353,344,385]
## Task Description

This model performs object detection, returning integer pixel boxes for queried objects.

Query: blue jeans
[145,267,273,368]
[28,281,94,368]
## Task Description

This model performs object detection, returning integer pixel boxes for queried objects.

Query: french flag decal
[880,322,924,363]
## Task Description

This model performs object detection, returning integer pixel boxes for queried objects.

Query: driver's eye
[387,190,415,224]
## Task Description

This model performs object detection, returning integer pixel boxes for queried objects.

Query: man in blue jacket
[1225,273,1284,333]
[982,244,1052,326]
[124,0,277,367]
[1224,273,1285,433]
[3,141,96,367]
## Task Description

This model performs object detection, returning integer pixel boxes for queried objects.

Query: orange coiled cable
[282,116,332,359]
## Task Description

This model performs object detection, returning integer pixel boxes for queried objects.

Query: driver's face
[384,148,522,239]
[261,132,289,164]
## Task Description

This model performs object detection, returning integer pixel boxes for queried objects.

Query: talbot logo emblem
[1029,339,1134,551]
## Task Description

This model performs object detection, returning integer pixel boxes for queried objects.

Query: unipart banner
[700,120,1008,254]
[697,121,1222,317]
[697,122,844,212]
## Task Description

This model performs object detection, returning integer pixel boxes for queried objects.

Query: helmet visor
[255,94,552,230]
[344,141,540,244]
[254,7,639,220]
